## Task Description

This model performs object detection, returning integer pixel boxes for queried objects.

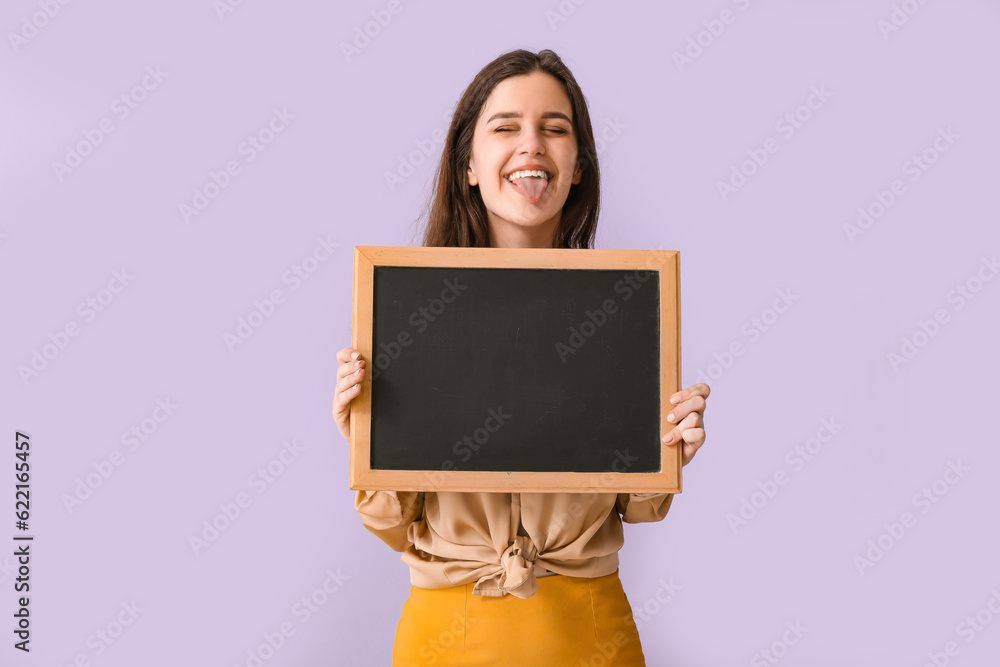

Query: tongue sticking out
[509,176,549,204]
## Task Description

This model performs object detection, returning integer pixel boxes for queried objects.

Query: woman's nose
[516,126,545,154]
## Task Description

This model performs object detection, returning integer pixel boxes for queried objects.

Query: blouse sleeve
[615,492,674,524]
[354,490,425,552]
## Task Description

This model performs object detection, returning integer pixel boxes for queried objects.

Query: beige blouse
[354,490,674,599]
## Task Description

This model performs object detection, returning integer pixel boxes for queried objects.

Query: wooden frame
[350,246,682,493]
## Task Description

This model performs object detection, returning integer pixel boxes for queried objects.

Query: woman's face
[467,71,582,248]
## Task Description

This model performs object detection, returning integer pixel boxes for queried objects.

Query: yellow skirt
[391,569,646,666]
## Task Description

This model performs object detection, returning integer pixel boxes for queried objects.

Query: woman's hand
[662,383,710,467]
[333,347,366,442]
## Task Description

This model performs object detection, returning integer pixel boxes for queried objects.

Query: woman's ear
[467,164,479,187]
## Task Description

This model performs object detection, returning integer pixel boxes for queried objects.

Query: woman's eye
[493,127,568,134]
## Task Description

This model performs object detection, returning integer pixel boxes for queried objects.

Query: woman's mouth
[505,170,550,205]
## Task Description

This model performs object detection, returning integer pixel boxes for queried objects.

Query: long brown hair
[419,49,601,249]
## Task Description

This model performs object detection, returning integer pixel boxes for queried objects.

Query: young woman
[334,49,710,665]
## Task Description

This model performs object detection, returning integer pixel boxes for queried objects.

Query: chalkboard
[350,246,681,493]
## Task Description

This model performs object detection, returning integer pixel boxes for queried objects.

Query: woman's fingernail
[670,394,681,404]
[662,433,672,443]
[351,351,360,360]
[667,412,675,423]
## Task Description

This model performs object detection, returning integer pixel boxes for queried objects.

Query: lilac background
[2,1,999,665]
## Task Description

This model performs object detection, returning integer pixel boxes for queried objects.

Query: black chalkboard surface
[350,246,681,493]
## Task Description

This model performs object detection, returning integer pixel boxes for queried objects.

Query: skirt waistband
[392,570,647,666]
